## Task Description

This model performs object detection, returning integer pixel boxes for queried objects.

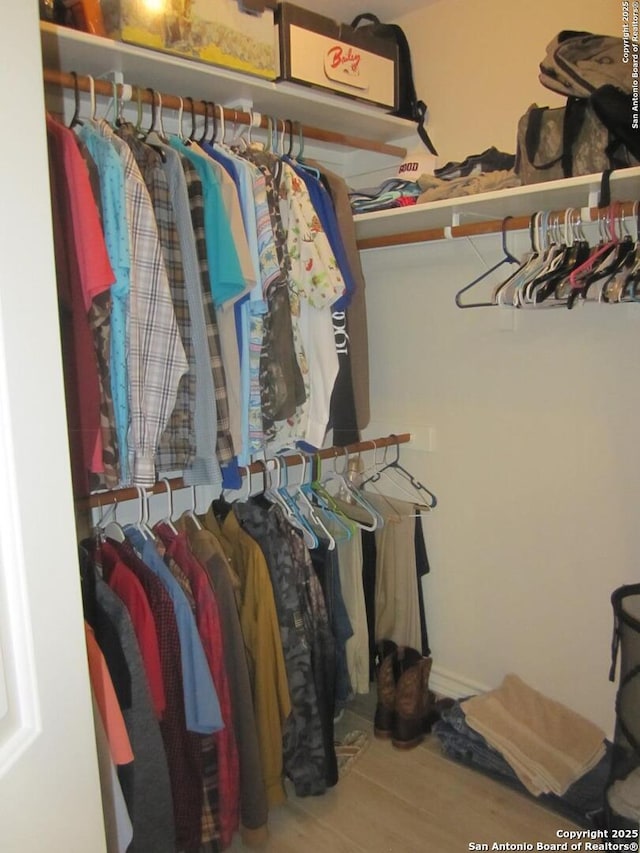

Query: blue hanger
[455,216,520,309]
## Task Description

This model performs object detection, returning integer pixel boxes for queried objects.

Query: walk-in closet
[0,1,634,851]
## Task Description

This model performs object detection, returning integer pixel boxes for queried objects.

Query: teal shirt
[77,123,131,483]
[169,138,245,308]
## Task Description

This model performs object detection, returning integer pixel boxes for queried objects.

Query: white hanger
[324,447,381,531]
[159,477,178,534]
[183,484,203,530]
[133,484,154,540]
[94,493,126,543]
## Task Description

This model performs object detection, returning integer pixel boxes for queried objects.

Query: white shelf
[354,168,640,245]
[40,22,414,145]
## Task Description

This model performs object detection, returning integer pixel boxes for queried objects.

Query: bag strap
[349,14,438,155]
[561,97,590,177]
[351,12,381,27]
[384,24,438,155]
[415,99,438,155]
[524,107,563,171]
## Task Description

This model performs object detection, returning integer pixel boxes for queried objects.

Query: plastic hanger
[68,71,83,129]
[323,447,381,531]
[129,485,154,541]
[270,455,319,549]
[292,451,336,550]
[304,454,354,543]
[144,89,168,158]
[158,477,178,534]
[81,73,98,127]
[361,437,437,510]
[492,213,543,307]
[93,493,126,543]
[200,99,212,145]
[182,485,204,530]
[455,217,520,308]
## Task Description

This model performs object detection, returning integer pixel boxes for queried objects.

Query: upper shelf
[40,22,414,147]
[354,168,640,248]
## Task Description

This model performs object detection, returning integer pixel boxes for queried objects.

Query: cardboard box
[100,0,278,80]
[276,3,398,111]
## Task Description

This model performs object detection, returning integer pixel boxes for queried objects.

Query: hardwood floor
[229,695,581,852]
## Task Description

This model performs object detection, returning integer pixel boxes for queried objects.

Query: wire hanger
[455,217,520,308]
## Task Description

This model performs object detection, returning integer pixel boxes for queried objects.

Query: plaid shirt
[118,125,197,473]
[99,121,188,486]
[179,152,235,467]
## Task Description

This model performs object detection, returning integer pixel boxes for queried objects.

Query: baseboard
[430,665,491,701]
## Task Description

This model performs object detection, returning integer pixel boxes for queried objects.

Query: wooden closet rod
[356,200,638,251]
[80,433,412,509]
[42,67,407,159]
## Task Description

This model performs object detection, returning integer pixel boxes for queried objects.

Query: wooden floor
[229,693,580,852]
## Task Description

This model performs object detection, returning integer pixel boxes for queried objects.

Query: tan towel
[461,674,605,797]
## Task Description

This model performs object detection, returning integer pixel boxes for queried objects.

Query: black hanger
[183,96,196,142]
[69,71,83,129]
[143,88,166,161]
[285,119,294,158]
[455,217,520,308]
[198,100,209,144]
[361,436,437,509]
[208,102,218,146]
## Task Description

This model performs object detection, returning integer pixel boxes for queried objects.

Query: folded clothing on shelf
[416,169,521,204]
[349,178,423,214]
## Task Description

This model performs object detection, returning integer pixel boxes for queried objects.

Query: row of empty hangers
[92,436,437,552]
[455,200,640,310]
[66,69,311,158]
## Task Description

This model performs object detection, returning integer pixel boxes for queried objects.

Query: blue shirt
[125,526,223,735]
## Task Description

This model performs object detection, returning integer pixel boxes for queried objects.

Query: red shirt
[46,116,114,491]
[96,538,166,720]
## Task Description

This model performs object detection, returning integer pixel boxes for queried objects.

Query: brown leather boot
[373,639,398,739]
[392,648,433,749]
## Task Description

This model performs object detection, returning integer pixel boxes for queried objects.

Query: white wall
[396,0,620,164]
[334,0,633,734]
[353,0,631,738]
[361,222,640,736]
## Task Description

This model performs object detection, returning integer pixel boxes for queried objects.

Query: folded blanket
[462,674,606,797]
[433,701,611,829]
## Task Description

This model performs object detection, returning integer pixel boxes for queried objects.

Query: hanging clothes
[176,513,270,845]
[95,536,206,850]
[233,498,331,797]
[46,115,115,494]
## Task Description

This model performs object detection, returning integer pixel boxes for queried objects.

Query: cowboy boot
[373,639,398,739]
[392,647,433,749]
